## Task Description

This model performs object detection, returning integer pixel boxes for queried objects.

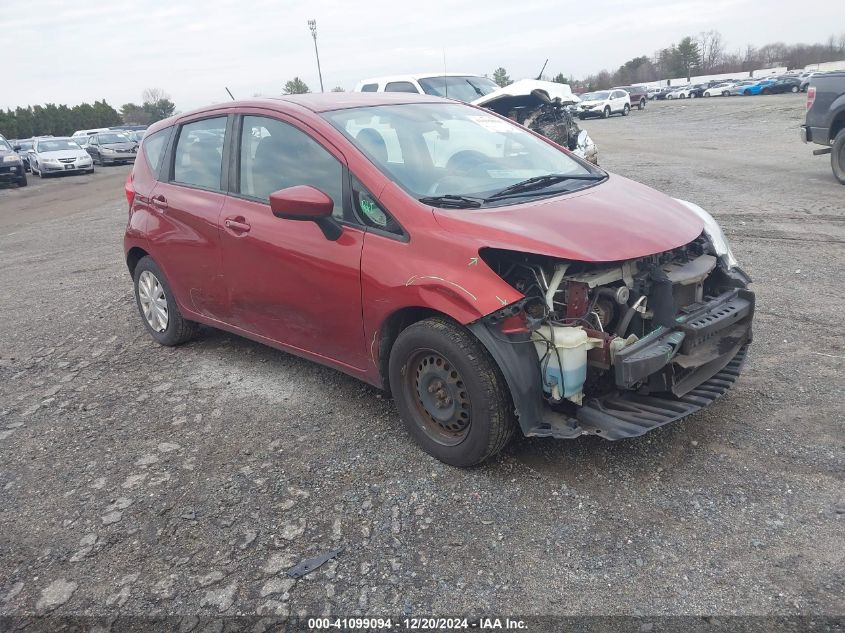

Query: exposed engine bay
[479,89,599,165]
[472,234,754,440]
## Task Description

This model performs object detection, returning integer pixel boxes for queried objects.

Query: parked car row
[648,72,838,101]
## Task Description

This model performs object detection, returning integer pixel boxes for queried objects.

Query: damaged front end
[479,89,599,165]
[469,233,754,441]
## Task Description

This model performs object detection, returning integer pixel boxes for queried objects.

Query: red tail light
[806,86,815,110]
[125,172,135,211]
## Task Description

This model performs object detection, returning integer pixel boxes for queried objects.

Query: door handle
[151,195,168,210]
[224,217,251,233]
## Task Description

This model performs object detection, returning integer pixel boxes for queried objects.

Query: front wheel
[622,104,630,116]
[17,173,27,187]
[602,106,610,119]
[832,129,845,185]
[680,94,686,99]
[722,91,730,96]
[690,93,696,99]
[133,256,199,346]
[388,318,515,467]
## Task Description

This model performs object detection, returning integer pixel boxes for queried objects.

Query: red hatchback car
[124,93,754,466]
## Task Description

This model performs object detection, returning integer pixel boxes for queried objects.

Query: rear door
[218,111,368,369]
[145,113,231,321]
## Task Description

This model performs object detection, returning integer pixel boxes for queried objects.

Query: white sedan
[703,83,737,97]
[28,137,94,177]
[665,87,692,99]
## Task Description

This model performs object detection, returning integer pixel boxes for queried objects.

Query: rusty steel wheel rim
[405,349,471,447]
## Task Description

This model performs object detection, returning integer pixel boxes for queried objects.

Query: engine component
[532,325,603,405]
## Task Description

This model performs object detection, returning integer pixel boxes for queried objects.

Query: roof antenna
[225,87,235,101]
[442,49,448,98]
[536,59,548,81]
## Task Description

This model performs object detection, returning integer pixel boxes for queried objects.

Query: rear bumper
[801,125,830,146]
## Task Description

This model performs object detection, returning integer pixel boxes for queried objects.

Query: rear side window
[360,83,378,92]
[384,81,419,93]
[239,115,343,219]
[140,128,168,173]
[173,117,227,190]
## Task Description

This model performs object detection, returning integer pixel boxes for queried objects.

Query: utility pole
[307,19,324,93]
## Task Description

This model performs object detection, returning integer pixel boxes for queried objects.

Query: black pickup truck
[801,70,845,184]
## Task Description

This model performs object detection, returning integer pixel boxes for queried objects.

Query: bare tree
[141,88,170,104]
[698,30,725,71]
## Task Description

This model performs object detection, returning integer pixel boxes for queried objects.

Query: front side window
[325,103,597,203]
[384,81,419,94]
[141,128,169,173]
[173,117,226,190]
[238,115,343,219]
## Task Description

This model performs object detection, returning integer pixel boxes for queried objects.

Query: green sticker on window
[360,195,388,227]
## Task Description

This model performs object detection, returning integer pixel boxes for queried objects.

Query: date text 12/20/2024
[307,617,528,630]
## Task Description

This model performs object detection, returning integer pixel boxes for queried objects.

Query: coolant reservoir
[532,325,604,405]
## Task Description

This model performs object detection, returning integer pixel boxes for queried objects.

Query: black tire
[622,104,630,116]
[680,93,686,99]
[87,168,95,175]
[578,114,585,120]
[601,106,610,119]
[638,98,646,110]
[388,317,515,467]
[762,88,771,95]
[690,93,696,99]
[17,172,27,187]
[832,129,845,185]
[791,85,799,93]
[133,256,198,346]
[704,92,711,97]
[722,91,730,96]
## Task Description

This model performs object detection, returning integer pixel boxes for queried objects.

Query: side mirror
[13,145,21,151]
[269,185,342,241]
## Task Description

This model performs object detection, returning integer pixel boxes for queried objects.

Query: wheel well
[831,111,845,142]
[126,247,149,277]
[377,306,447,393]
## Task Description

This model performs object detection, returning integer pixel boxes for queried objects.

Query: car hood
[431,173,705,262]
[472,79,580,107]
[0,148,18,159]
[101,142,137,150]
[37,149,90,159]
[579,99,605,106]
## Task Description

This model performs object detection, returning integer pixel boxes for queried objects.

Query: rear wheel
[791,85,799,93]
[832,129,845,185]
[133,256,199,346]
[638,98,646,110]
[388,317,515,467]
[622,104,630,116]
[690,93,696,99]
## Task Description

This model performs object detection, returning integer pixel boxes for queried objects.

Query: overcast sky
[5,0,844,111]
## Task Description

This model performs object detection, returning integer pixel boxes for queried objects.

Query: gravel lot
[1,94,843,623]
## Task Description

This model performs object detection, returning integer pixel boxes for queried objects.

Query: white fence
[633,66,788,89]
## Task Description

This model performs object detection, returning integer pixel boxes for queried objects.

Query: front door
[219,113,367,370]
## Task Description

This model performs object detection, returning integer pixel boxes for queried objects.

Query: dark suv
[0,134,27,187]
[614,85,648,110]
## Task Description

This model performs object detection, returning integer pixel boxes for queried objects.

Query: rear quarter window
[141,128,169,174]
[384,81,420,93]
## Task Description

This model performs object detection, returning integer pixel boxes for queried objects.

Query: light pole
[307,19,324,93]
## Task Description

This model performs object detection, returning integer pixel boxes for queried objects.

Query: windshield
[98,133,131,144]
[37,139,81,152]
[582,91,609,101]
[417,76,499,103]
[18,141,33,150]
[324,102,597,203]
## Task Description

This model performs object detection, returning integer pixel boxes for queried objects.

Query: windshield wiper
[418,195,483,209]
[485,173,605,201]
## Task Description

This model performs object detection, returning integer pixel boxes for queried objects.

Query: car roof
[357,72,480,85]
